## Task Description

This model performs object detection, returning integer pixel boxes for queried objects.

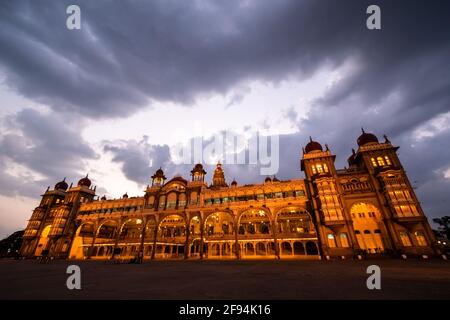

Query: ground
[0,258,449,299]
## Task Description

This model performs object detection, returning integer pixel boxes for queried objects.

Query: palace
[20,130,439,261]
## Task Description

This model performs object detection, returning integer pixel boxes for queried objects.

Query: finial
[325,143,329,151]
[69,182,73,188]
[63,177,66,182]
[85,173,89,178]
[93,186,96,191]
[302,147,305,154]
[361,127,365,134]
[352,148,356,155]
[309,136,313,142]
[384,134,390,143]
[46,186,50,191]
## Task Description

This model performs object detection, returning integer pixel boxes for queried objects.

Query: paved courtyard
[0,258,449,299]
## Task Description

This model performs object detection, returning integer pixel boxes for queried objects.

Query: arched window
[323,163,329,173]
[376,156,385,166]
[311,165,317,174]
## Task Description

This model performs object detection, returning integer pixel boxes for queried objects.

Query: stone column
[87,224,98,259]
[138,218,146,263]
[151,222,158,260]
[200,214,205,259]
[272,220,280,259]
[234,219,240,260]
[111,220,121,260]
[184,219,190,260]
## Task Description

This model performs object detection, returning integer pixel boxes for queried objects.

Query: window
[295,190,305,197]
[414,231,427,246]
[384,156,392,165]
[311,165,317,174]
[376,156,385,166]
[371,158,377,167]
[399,232,412,246]
[316,164,324,173]
[323,163,329,173]
[327,234,336,248]
[340,233,350,247]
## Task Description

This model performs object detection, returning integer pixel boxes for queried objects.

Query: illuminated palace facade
[20,130,438,260]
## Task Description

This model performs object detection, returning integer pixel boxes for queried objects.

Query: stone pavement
[0,259,449,299]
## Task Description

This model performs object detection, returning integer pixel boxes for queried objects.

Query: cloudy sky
[0,0,449,238]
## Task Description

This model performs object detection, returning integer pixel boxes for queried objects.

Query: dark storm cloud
[0,108,98,197]
[0,0,450,232]
[103,136,172,185]
[1,0,447,119]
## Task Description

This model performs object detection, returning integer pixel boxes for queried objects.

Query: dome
[191,163,206,174]
[357,128,379,146]
[272,176,280,182]
[151,167,166,180]
[77,174,91,187]
[101,195,107,201]
[305,137,323,153]
[231,179,237,186]
[265,177,272,183]
[54,178,68,191]
[122,193,128,199]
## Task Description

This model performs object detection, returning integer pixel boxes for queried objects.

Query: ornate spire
[212,162,227,188]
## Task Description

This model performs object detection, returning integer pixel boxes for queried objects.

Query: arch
[305,241,319,255]
[68,222,96,260]
[119,218,143,241]
[157,214,186,259]
[281,242,292,255]
[293,242,305,255]
[256,242,266,255]
[204,211,235,238]
[34,225,52,257]
[244,242,255,255]
[275,207,316,238]
[237,208,272,239]
[350,202,385,253]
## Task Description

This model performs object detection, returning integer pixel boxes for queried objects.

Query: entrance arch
[351,202,385,253]
[34,225,52,257]
[68,222,95,259]
[237,209,273,258]
[91,220,118,259]
[157,215,186,259]
[204,211,235,258]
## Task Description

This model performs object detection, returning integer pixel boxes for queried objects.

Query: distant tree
[433,216,450,240]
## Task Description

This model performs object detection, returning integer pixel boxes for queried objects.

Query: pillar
[151,223,158,260]
[138,218,146,263]
[184,220,190,260]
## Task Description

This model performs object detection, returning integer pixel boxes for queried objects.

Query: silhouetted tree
[433,216,450,240]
